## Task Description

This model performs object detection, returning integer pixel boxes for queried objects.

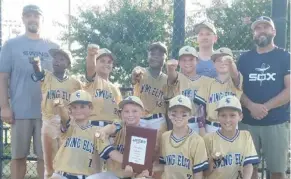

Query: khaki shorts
[11,119,43,159]
[239,121,290,173]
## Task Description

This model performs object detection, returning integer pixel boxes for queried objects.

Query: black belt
[188,117,198,123]
[120,178,132,179]
[62,172,86,179]
[206,120,221,127]
[90,120,112,126]
[142,113,163,120]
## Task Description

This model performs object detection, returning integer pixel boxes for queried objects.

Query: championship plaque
[122,125,157,175]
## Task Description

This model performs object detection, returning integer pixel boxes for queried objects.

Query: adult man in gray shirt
[194,21,218,78]
[0,5,59,179]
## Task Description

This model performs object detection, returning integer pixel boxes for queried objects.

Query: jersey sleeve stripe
[31,71,45,82]
[99,145,115,160]
[113,122,122,133]
[243,155,260,166]
[159,157,166,164]
[194,95,206,106]
[192,160,209,173]
[60,120,71,133]
[85,72,96,82]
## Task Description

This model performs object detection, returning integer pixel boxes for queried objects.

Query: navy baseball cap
[148,42,168,54]
[251,16,275,30]
[22,5,43,15]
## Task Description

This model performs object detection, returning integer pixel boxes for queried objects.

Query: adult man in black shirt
[238,16,290,179]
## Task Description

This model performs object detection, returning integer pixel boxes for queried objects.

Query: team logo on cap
[225,97,231,104]
[76,92,81,98]
[178,97,183,103]
[220,49,224,53]
[127,97,132,101]
[185,48,189,52]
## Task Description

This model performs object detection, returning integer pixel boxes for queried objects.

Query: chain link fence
[0,0,290,178]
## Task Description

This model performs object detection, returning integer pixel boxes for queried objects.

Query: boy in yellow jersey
[132,42,169,130]
[95,96,166,179]
[156,95,209,179]
[85,45,122,127]
[51,90,126,179]
[166,46,212,135]
[30,48,82,178]
[194,47,242,133]
[203,95,260,179]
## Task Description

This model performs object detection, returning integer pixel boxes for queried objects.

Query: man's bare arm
[0,73,10,108]
[241,93,268,120]
[240,93,253,108]
[264,74,290,110]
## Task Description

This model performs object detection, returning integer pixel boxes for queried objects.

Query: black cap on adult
[22,4,43,16]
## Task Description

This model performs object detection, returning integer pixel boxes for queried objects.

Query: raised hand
[132,66,145,84]
[166,59,178,72]
[87,44,99,57]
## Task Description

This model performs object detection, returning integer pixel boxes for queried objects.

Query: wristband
[197,116,205,128]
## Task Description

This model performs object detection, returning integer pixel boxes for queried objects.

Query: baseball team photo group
[0,2,290,179]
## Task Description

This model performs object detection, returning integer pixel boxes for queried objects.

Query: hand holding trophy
[87,44,100,57]
[132,66,145,84]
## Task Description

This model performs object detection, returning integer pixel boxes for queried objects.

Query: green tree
[206,0,290,52]
[184,0,290,56]
[64,0,172,85]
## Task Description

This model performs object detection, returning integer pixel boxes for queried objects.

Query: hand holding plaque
[122,126,157,175]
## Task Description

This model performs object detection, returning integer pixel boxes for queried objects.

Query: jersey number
[88,159,92,167]
[187,174,192,179]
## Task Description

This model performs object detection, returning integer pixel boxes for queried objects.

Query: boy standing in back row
[194,21,218,78]
[166,46,212,135]
[195,48,242,133]
[85,46,122,126]
[30,48,82,178]
[131,42,169,130]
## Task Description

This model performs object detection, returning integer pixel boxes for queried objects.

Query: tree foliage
[65,0,172,85]
[65,0,289,84]
[207,0,272,51]
[185,0,290,54]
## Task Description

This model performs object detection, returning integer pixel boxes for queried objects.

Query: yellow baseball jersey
[170,73,212,115]
[41,70,82,120]
[159,129,209,179]
[106,123,166,177]
[84,75,122,122]
[53,122,115,176]
[194,74,243,122]
[203,130,260,179]
[133,68,168,116]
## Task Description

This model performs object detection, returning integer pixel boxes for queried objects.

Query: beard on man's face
[26,22,39,33]
[253,33,274,47]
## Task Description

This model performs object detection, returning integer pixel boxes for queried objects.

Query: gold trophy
[29,56,41,64]
[95,132,101,138]
[214,152,222,158]
[167,59,178,65]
